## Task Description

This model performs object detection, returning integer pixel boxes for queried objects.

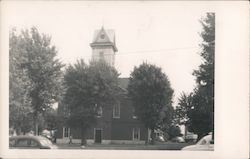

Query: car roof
[10,135,47,140]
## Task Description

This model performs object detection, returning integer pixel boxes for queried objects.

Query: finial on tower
[101,19,105,30]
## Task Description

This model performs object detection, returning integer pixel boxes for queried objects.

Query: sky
[3,1,207,105]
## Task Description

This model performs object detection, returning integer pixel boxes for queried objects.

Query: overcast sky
[4,1,208,105]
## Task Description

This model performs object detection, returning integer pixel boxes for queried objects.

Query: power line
[63,46,199,60]
[118,47,198,55]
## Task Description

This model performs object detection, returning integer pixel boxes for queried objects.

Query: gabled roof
[90,26,118,52]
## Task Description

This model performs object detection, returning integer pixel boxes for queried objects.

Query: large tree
[63,60,119,145]
[9,28,33,135]
[186,13,215,140]
[128,62,174,144]
[9,27,64,135]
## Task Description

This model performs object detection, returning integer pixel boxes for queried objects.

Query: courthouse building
[57,27,148,144]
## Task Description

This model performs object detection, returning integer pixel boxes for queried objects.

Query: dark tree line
[175,13,215,140]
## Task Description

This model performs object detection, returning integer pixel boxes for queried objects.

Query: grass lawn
[56,142,194,150]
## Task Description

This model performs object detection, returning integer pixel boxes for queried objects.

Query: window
[132,128,140,141]
[96,104,103,118]
[16,139,29,147]
[63,127,70,138]
[200,139,207,145]
[113,102,120,118]
[30,139,39,147]
[99,52,104,59]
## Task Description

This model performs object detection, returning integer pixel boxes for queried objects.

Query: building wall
[111,97,148,142]
[92,45,115,66]
[56,96,148,144]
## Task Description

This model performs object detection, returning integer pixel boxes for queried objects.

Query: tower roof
[90,27,118,52]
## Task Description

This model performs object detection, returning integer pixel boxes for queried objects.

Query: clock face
[100,33,105,39]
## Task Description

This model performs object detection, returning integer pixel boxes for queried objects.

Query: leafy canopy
[63,59,120,129]
[128,62,174,130]
[9,27,64,134]
[9,28,33,134]
[174,92,193,125]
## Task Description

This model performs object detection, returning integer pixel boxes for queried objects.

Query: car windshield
[197,135,212,145]
[40,138,53,146]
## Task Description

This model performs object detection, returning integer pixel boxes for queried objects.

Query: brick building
[57,27,148,144]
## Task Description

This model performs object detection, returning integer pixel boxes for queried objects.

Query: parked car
[184,133,198,143]
[171,136,185,143]
[9,135,58,149]
[41,129,53,141]
[181,134,214,151]
[156,135,165,142]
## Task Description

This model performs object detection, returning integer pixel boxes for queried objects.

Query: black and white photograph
[0,1,249,159]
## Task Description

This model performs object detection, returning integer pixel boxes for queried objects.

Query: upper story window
[132,107,138,119]
[113,102,120,118]
[96,104,103,118]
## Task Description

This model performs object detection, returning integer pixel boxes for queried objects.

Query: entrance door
[94,129,102,143]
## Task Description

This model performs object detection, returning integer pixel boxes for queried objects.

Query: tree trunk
[184,124,187,137]
[34,112,39,135]
[145,128,150,145]
[81,127,87,146]
[150,128,155,145]
[17,127,21,136]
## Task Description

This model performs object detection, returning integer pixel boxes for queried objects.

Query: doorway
[94,128,102,143]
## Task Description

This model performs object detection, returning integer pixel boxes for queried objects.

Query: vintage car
[181,134,214,151]
[9,135,58,149]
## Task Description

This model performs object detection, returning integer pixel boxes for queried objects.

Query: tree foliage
[175,13,215,140]
[44,107,61,130]
[9,28,33,134]
[9,27,64,135]
[167,125,182,139]
[187,88,213,140]
[63,59,120,145]
[174,92,193,125]
[128,62,174,144]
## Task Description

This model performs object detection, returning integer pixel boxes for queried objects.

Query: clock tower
[90,26,118,67]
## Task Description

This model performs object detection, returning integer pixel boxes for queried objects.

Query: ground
[56,141,194,150]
